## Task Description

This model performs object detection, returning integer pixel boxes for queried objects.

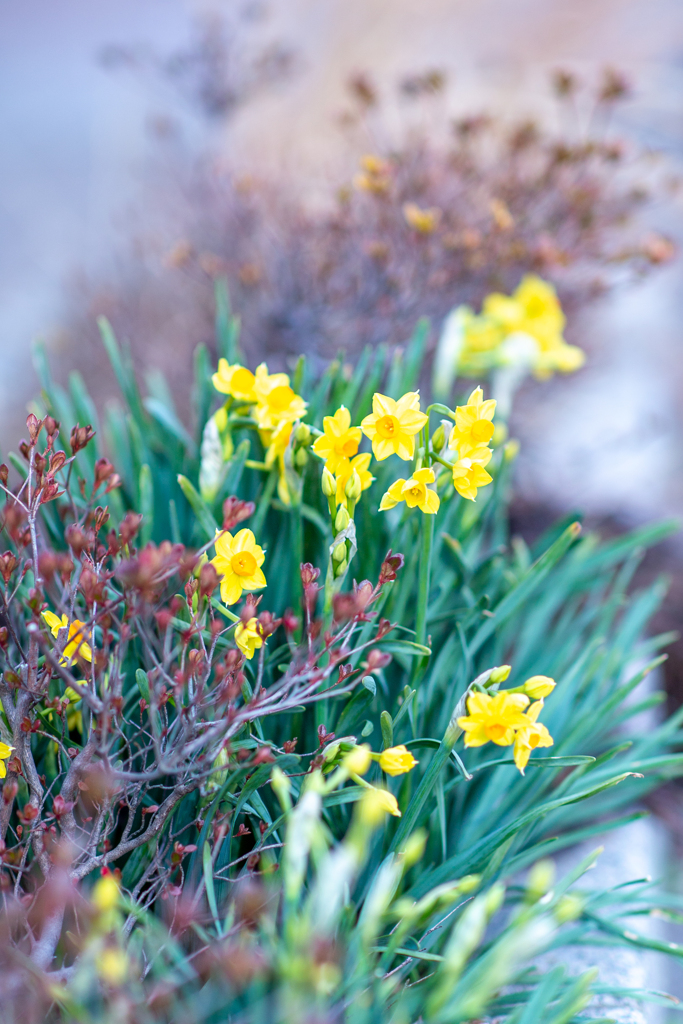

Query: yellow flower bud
[555,893,584,923]
[334,558,348,577]
[334,506,351,532]
[96,947,127,986]
[295,447,308,469]
[491,422,508,446]
[523,675,556,699]
[526,858,555,901]
[344,744,372,775]
[489,665,512,683]
[321,467,336,497]
[344,469,363,502]
[358,787,401,825]
[378,744,419,777]
[92,874,120,913]
[400,829,427,866]
[504,439,520,462]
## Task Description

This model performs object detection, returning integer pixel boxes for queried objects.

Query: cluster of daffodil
[309,737,420,817]
[456,667,556,773]
[434,275,585,399]
[211,359,311,507]
[206,357,506,671]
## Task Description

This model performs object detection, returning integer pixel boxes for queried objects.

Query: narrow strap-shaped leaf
[469,522,582,655]
[177,474,219,540]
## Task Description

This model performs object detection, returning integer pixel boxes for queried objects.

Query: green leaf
[144,397,198,458]
[139,464,154,545]
[177,474,219,540]
[469,521,582,655]
[135,669,151,704]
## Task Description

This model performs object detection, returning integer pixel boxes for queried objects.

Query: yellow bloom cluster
[313,406,374,509]
[447,386,496,501]
[212,360,307,427]
[457,684,554,773]
[454,275,585,379]
[212,359,309,506]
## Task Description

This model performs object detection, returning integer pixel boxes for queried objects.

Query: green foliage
[19,286,683,1021]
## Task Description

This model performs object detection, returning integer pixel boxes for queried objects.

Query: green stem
[415,513,434,651]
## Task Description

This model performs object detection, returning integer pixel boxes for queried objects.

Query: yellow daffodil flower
[211,360,257,402]
[262,420,292,468]
[449,387,496,456]
[403,202,441,234]
[457,691,530,748]
[361,392,428,461]
[312,407,362,474]
[359,787,401,824]
[253,363,307,430]
[513,700,554,773]
[335,453,373,507]
[42,611,92,663]
[483,275,585,378]
[451,447,493,501]
[522,675,556,699]
[211,529,266,606]
[378,745,419,776]
[379,468,440,514]
[0,741,14,779]
[234,618,265,660]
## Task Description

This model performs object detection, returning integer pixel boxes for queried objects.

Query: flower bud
[334,558,348,577]
[300,563,320,587]
[504,439,520,462]
[334,506,350,532]
[489,665,511,683]
[294,423,311,446]
[344,745,372,775]
[92,872,120,913]
[378,745,418,777]
[431,424,446,452]
[70,423,96,454]
[400,829,427,867]
[555,893,584,923]
[358,787,401,825]
[332,542,346,564]
[344,469,362,502]
[294,448,308,469]
[523,675,556,699]
[526,859,555,902]
[49,451,67,475]
[321,467,335,497]
[26,414,42,443]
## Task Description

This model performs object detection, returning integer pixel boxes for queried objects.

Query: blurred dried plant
[61,61,675,416]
